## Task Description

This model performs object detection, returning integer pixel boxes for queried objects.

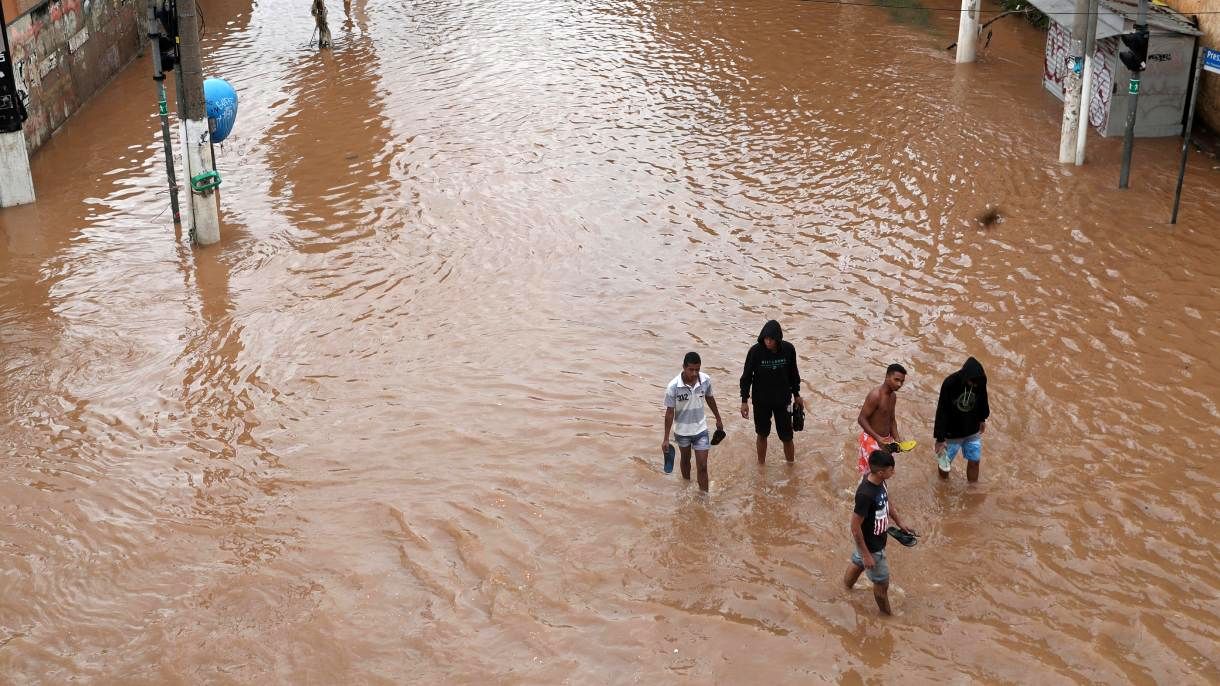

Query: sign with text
[1204,48,1220,76]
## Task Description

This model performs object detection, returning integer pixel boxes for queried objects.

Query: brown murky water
[3,0,1219,682]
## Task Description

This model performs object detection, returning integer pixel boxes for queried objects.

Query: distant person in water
[844,450,916,616]
[856,363,907,475]
[739,320,803,464]
[662,352,724,491]
[934,357,990,482]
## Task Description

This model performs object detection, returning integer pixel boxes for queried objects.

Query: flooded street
[3,0,1220,681]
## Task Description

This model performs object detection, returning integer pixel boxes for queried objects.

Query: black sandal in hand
[887,526,919,547]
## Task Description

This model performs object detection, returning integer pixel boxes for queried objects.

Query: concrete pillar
[956,0,980,64]
[1075,0,1100,165]
[1058,38,1083,163]
[1059,0,1090,163]
[179,117,221,244]
[176,0,221,245]
[0,130,35,207]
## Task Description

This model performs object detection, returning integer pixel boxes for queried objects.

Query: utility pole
[1058,0,1089,163]
[1074,0,1100,165]
[0,1,35,207]
[176,0,221,245]
[956,0,981,63]
[1118,0,1150,189]
[148,0,180,224]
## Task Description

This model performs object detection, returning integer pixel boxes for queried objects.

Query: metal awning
[1021,0,1202,39]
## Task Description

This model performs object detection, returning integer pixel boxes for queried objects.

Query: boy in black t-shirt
[843,450,917,615]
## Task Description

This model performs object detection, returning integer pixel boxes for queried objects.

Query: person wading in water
[662,352,724,491]
[739,320,803,464]
[856,363,907,475]
[844,449,917,616]
[934,357,990,482]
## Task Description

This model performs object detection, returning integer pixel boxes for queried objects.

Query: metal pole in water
[148,0,180,224]
[1118,0,1150,189]
[1170,45,1204,224]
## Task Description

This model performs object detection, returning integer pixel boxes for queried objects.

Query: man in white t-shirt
[662,352,725,491]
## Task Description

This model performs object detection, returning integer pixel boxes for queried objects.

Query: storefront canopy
[1023,0,1202,39]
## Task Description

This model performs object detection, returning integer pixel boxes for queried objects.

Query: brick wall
[3,0,145,152]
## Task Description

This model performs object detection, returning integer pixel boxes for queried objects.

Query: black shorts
[753,401,793,441]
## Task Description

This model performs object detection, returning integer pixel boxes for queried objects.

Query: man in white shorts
[662,352,725,491]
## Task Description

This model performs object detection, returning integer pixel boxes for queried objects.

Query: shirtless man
[855,364,906,475]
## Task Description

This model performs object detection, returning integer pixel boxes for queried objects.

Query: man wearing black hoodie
[933,357,991,482]
[739,320,804,464]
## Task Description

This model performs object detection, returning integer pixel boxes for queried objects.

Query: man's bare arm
[662,407,675,453]
[706,396,724,428]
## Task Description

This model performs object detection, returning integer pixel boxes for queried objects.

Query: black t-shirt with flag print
[853,479,890,553]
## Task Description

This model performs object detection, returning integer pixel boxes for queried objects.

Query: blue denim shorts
[674,430,711,451]
[850,549,890,584]
[945,434,983,463]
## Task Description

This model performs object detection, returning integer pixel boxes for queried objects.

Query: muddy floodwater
[2,0,1219,682]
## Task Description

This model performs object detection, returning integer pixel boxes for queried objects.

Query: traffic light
[153,0,178,73]
[158,34,177,72]
[1119,27,1149,73]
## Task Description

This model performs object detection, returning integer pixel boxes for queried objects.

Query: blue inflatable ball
[203,77,238,143]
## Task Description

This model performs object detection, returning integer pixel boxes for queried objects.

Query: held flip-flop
[663,444,676,473]
[886,526,919,547]
[711,428,726,445]
[885,440,918,453]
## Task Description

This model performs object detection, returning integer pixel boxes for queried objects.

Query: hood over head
[961,357,986,382]
[758,320,783,345]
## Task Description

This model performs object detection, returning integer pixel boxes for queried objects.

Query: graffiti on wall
[3,0,93,145]
[7,0,86,90]
[1044,22,1114,133]
[1089,39,1116,131]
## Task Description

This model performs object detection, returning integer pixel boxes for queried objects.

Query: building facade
[2,0,145,152]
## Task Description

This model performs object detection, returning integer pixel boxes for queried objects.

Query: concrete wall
[3,0,145,152]
[1167,0,1220,131]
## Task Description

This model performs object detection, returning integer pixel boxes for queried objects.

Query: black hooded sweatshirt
[739,320,801,406]
[933,357,990,441]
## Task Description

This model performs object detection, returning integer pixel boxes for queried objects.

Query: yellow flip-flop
[894,440,917,452]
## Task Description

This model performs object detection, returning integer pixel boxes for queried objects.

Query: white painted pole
[1058,47,1083,161]
[1075,0,1100,165]
[0,131,35,207]
[956,0,981,63]
[176,0,221,245]
[1059,1,1089,163]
